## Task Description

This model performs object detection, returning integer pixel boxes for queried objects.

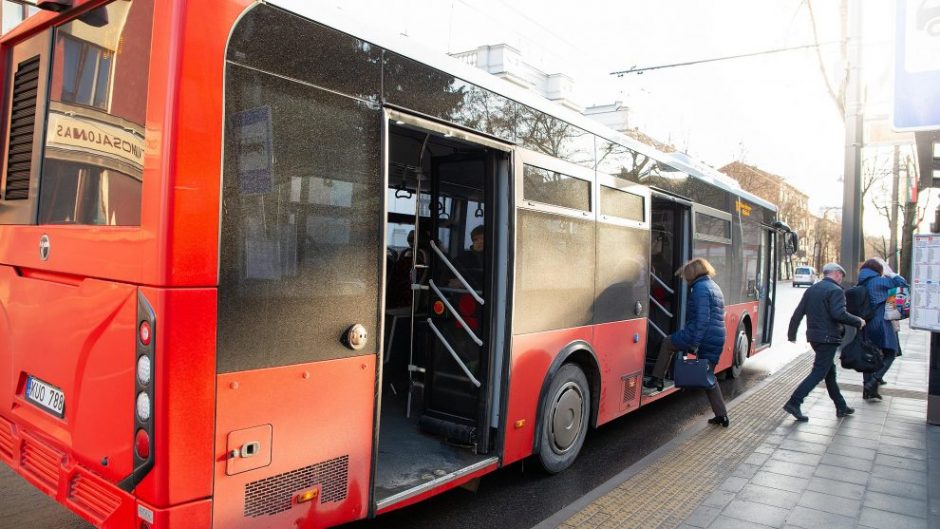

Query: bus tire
[726,325,749,379]
[538,363,590,474]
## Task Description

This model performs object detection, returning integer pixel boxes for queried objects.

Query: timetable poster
[911,234,940,332]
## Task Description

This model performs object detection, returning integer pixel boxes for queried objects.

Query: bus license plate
[25,376,65,417]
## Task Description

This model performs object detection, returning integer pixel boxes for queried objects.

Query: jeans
[863,348,896,387]
[787,342,847,410]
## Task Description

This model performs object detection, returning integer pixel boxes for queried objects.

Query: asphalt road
[0,282,807,529]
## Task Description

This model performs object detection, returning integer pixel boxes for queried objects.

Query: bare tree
[806,0,848,121]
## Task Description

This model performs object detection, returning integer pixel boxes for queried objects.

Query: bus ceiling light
[137,355,152,385]
[139,321,151,346]
[136,392,151,422]
[37,0,72,12]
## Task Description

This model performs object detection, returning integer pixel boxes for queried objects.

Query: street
[0,282,807,529]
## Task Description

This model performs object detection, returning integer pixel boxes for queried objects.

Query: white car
[793,266,817,288]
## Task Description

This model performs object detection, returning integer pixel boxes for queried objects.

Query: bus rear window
[38,0,153,225]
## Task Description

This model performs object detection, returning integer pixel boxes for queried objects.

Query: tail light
[118,292,156,491]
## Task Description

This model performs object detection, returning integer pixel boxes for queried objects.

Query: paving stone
[826,443,876,460]
[829,434,880,449]
[730,462,761,480]
[880,435,927,450]
[785,505,858,529]
[805,476,866,500]
[683,505,722,528]
[722,499,789,528]
[819,452,874,472]
[761,459,816,478]
[870,464,928,485]
[743,452,770,466]
[736,483,801,510]
[866,477,928,500]
[786,430,832,445]
[858,507,928,529]
[719,476,749,493]
[707,515,774,529]
[779,439,827,455]
[835,426,882,441]
[770,449,822,467]
[874,453,926,471]
[863,491,928,519]
[813,463,870,485]
[702,489,736,509]
[751,471,809,494]
[799,423,839,437]
[878,445,927,460]
[796,489,861,518]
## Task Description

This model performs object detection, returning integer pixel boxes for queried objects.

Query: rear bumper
[0,414,210,529]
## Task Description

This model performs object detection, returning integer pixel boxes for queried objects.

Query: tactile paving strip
[557,355,813,529]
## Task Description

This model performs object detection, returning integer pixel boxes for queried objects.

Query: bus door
[757,227,776,345]
[645,193,691,392]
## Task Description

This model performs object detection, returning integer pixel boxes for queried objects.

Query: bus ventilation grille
[4,55,40,200]
[20,437,61,492]
[621,374,639,408]
[243,455,349,517]
[0,416,14,461]
[67,473,121,524]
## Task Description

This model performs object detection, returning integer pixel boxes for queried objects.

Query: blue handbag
[673,353,717,389]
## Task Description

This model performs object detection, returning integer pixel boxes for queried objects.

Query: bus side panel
[592,318,648,426]
[503,327,593,466]
[212,355,375,529]
[135,288,217,508]
[714,301,759,374]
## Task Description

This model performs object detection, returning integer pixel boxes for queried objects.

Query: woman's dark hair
[860,258,884,276]
[470,225,484,238]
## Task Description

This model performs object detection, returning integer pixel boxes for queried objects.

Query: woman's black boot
[708,415,730,427]
[643,377,664,391]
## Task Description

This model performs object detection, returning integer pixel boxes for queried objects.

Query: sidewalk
[534,324,939,529]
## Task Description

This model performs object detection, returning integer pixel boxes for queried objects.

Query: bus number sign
[25,375,65,417]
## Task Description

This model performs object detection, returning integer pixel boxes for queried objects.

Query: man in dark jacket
[783,262,865,421]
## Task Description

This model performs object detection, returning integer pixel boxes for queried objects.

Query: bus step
[418,415,477,446]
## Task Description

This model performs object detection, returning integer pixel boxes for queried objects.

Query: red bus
[0,1,793,528]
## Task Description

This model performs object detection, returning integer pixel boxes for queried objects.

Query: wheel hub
[550,382,584,453]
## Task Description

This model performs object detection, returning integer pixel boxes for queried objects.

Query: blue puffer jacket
[671,275,726,364]
[858,267,908,353]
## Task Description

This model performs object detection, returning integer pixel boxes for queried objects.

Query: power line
[610,40,844,77]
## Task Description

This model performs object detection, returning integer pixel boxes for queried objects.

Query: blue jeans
[787,342,847,410]
[863,348,896,387]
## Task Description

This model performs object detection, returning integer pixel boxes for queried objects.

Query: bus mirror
[785,232,799,255]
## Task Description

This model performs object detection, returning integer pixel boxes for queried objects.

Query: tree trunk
[900,202,916,280]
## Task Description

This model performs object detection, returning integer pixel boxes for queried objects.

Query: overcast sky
[311,0,906,226]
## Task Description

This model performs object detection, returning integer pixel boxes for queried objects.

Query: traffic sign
[894,0,940,131]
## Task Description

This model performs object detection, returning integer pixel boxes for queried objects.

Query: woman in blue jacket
[857,259,908,400]
[643,258,729,427]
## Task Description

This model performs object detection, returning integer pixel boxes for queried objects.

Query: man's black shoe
[783,403,809,422]
[876,378,886,386]
[863,390,871,400]
[869,389,883,400]
[836,406,855,418]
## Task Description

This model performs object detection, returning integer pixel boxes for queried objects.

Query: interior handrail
[426,319,482,388]
[429,240,485,305]
[650,272,675,295]
[428,280,484,346]
[648,319,668,338]
[648,295,674,319]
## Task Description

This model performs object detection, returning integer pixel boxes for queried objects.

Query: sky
[310,0,910,232]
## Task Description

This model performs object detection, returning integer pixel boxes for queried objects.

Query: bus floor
[374,395,487,502]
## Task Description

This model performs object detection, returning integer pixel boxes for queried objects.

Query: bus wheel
[727,326,749,379]
[538,363,590,474]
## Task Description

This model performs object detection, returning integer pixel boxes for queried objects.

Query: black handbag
[673,352,717,389]
[839,327,885,373]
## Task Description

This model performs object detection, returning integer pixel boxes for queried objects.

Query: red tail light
[139,321,151,346]
[135,429,150,459]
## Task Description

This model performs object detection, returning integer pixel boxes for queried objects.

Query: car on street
[793,266,817,288]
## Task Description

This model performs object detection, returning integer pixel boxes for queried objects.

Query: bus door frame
[650,190,693,334]
[376,110,513,507]
[758,226,777,345]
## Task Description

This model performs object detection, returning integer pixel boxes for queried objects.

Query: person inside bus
[455,225,485,290]
[643,258,730,427]
[387,229,428,308]
[856,258,908,401]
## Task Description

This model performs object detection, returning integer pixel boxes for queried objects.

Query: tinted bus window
[695,211,731,241]
[516,210,595,333]
[39,0,153,225]
[217,64,381,372]
[600,185,644,222]
[523,164,590,211]
[595,223,649,323]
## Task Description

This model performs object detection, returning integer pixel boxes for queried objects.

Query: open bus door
[757,227,777,345]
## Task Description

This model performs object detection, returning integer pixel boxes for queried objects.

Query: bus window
[523,164,591,211]
[38,0,154,225]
